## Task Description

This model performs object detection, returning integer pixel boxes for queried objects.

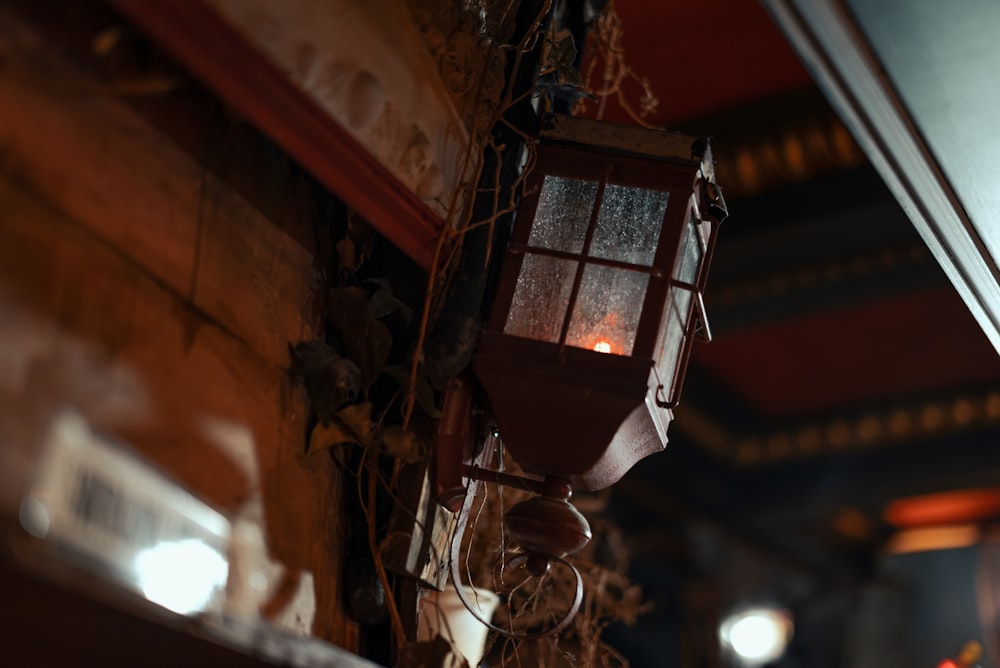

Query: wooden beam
[0,8,359,646]
[108,0,444,270]
[0,51,320,368]
[762,0,1000,354]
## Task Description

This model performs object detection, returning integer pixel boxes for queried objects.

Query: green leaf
[378,426,427,463]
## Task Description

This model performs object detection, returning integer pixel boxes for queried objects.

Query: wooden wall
[0,4,356,652]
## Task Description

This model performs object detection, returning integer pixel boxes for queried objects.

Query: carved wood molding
[676,390,1000,467]
[110,0,447,270]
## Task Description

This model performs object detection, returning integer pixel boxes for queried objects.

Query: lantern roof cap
[539,114,715,180]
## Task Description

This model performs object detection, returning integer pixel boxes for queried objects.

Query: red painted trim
[110,0,443,270]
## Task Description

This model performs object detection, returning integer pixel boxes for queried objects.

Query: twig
[355,449,406,648]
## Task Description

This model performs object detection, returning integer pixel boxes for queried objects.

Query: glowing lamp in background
[472,114,727,492]
[134,538,228,615]
[720,607,794,666]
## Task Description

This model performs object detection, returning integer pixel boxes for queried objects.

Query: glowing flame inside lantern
[593,341,612,354]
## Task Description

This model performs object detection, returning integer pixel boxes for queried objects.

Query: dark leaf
[308,421,357,455]
[362,279,414,326]
[328,287,370,332]
[384,365,442,418]
[545,28,582,86]
[347,210,375,265]
[384,364,409,388]
[363,286,401,321]
[290,340,337,373]
[335,402,373,447]
[412,374,442,418]
[306,402,372,454]
[346,557,387,625]
[378,426,428,463]
[336,237,356,272]
[347,319,392,386]
[363,277,393,292]
[291,341,362,423]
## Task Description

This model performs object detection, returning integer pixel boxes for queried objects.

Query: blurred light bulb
[135,539,228,615]
[593,341,612,353]
[720,607,792,665]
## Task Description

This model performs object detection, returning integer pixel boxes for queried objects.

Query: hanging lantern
[435,114,727,637]
[474,114,726,491]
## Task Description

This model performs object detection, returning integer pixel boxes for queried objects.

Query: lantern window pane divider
[555,166,612,357]
[505,244,665,278]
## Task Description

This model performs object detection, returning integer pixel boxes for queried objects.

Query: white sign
[19,411,232,616]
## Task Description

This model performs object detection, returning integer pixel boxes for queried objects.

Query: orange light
[884,488,1000,528]
[885,524,981,555]
[593,341,612,354]
[937,660,958,668]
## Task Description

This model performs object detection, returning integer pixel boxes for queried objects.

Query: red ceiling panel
[583,0,814,127]
[695,287,1000,419]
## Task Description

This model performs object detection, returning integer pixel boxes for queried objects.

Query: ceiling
[7,0,998,665]
[589,1,1000,666]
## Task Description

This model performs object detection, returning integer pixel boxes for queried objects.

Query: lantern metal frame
[435,115,727,640]
[472,114,726,492]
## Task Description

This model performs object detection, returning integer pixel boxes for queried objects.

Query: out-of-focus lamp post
[720,607,794,666]
[436,114,727,636]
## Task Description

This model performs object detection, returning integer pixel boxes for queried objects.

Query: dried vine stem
[577,0,660,129]
[355,448,407,649]
[400,0,552,431]
[346,2,553,655]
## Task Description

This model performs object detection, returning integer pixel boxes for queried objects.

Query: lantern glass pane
[565,265,649,356]
[590,184,670,266]
[504,254,578,343]
[527,176,599,253]
[659,289,693,385]
[674,212,703,287]
[658,211,703,382]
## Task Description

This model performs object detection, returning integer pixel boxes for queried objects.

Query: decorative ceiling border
[710,241,930,307]
[675,389,1000,468]
[713,112,865,198]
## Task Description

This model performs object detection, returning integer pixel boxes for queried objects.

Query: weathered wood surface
[0,7,356,650]
[0,38,320,367]
[107,0,448,269]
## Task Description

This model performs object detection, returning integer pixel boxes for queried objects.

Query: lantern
[473,114,726,492]
[435,114,726,637]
